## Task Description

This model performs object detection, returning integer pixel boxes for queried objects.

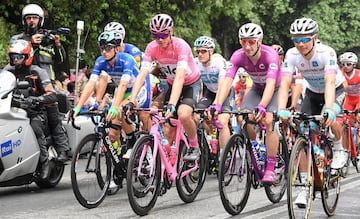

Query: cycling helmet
[104,22,126,38]
[290,17,318,35]
[237,67,248,76]
[98,31,117,47]
[238,23,263,39]
[22,4,44,27]
[149,14,173,34]
[194,36,215,49]
[341,52,358,64]
[271,44,284,55]
[7,39,34,66]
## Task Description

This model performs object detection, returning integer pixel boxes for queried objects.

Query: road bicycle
[70,109,144,208]
[218,111,289,215]
[339,109,360,175]
[126,108,208,216]
[287,112,341,218]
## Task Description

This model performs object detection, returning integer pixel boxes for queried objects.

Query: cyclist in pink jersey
[125,14,202,161]
[214,23,282,183]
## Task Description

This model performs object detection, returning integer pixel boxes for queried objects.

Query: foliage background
[0,0,359,72]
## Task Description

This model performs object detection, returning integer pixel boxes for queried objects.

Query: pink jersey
[141,37,200,86]
[226,44,281,89]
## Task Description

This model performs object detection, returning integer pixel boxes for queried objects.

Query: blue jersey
[124,43,143,67]
[90,52,139,93]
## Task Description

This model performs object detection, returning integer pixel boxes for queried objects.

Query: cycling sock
[333,138,343,150]
[266,155,276,171]
[189,135,199,148]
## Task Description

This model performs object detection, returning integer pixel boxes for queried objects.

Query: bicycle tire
[264,137,289,203]
[218,134,251,215]
[321,143,340,216]
[126,134,161,216]
[287,137,314,219]
[176,136,208,203]
[352,143,360,173]
[71,134,111,209]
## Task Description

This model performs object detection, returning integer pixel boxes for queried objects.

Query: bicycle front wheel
[218,134,251,215]
[176,137,208,203]
[71,134,111,209]
[321,145,340,216]
[287,137,314,219]
[264,137,289,203]
[126,134,161,216]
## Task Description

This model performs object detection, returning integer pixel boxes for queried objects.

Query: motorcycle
[0,70,64,188]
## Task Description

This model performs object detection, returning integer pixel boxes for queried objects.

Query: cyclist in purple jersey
[215,23,281,183]
[125,14,202,161]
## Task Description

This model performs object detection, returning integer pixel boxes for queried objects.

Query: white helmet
[238,23,263,39]
[237,67,248,76]
[149,14,173,34]
[290,18,318,35]
[104,22,126,38]
[340,52,358,64]
[22,4,44,27]
[194,36,215,49]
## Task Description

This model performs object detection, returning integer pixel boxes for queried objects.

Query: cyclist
[277,17,348,207]
[214,23,282,183]
[234,67,252,110]
[125,13,201,161]
[4,39,57,180]
[10,3,70,163]
[193,35,233,158]
[70,30,151,183]
[340,52,360,111]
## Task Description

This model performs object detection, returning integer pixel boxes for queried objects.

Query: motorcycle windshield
[0,70,16,97]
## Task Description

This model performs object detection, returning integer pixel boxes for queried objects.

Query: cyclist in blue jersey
[71,30,151,160]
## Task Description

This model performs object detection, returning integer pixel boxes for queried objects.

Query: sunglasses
[25,15,40,20]
[10,54,26,60]
[153,33,169,40]
[239,75,247,78]
[240,39,258,46]
[99,44,115,52]
[343,62,353,67]
[292,36,313,44]
[196,49,209,54]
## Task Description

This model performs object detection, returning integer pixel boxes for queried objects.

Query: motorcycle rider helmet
[149,14,173,34]
[290,17,318,35]
[7,39,34,67]
[104,22,126,39]
[238,23,263,39]
[22,4,44,35]
[194,36,215,49]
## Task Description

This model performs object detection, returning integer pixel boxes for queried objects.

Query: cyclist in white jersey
[125,14,202,161]
[277,17,347,207]
[193,36,234,157]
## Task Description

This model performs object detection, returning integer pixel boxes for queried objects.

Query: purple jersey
[226,44,281,89]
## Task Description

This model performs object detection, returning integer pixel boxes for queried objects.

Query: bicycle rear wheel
[321,146,340,216]
[71,134,111,209]
[264,137,289,203]
[287,137,314,219]
[127,134,161,216]
[218,134,251,215]
[352,143,360,173]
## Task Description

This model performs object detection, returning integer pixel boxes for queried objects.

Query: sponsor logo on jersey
[330,60,335,65]
[259,64,265,69]
[312,61,318,67]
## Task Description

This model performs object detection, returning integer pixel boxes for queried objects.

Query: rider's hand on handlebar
[69,106,81,122]
[106,105,119,121]
[123,102,135,115]
[206,104,222,120]
[323,108,336,127]
[277,109,291,121]
[163,104,176,119]
[255,104,266,121]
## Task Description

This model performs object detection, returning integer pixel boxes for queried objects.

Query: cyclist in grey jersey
[193,36,234,157]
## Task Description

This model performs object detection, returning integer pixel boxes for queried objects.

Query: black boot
[57,151,69,163]
[39,160,49,180]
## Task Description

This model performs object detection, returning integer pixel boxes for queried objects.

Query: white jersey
[282,43,345,93]
[195,55,227,93]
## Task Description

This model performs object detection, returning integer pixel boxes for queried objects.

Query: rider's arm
[324,73,336,110]
[76,80,96,108]
[259,78,276,107]
[277,75,292,110]
[112,79,129,108]
[95,74,110,104]
[129,68,148,104]
[168,67,185,106]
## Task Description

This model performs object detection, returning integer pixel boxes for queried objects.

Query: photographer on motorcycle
[10,3,70,162]
[4,39,58,180]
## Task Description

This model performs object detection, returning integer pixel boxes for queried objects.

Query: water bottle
[259,143,266,165]
[313,144,320,166]
[110,138,121,156]
[318,148,325,173]
[352,127,357,144]
[210,129,218,155]
[158,125,170,159]
[251,140,261,162]
[169,143,177,166]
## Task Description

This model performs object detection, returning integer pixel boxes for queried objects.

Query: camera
[38,28,70,46]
